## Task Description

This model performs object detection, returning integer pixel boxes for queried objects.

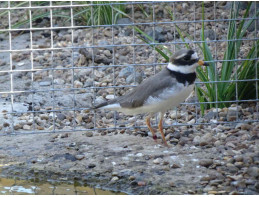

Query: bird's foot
[152,135,157,141]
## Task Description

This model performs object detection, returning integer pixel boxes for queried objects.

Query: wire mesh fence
[0,1,258,136]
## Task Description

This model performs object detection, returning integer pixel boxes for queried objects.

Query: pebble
[137,181,146,186]
[199,159,213,168]
[136,153,143,157]
[247,167,259,178]
[129,176,135,181]
[193,136,201,145]
[75,154,85,160]
[118,66,135,78]
[3,122,10,127]
[169,182,176,187]
[170,111,181,119]
[57,113,66,121]
[170,163,180,168]
[153,158,163,164]
[85,132,93,137]
[106,95,115,100]
[199,133,213,146]
[23,125,31,130]
[88,164,96,168]
[39,81,52,86]
[111,176,119,182]
[74,80,83,88]
[235,123,251,130]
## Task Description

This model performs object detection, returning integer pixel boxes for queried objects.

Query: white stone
[106,95,115,100]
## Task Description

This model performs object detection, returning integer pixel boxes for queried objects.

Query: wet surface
[0,175,125,195]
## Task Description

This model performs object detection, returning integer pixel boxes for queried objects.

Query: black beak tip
[204,62,209,66]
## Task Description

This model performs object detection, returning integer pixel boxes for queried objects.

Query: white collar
[167,62,198,74]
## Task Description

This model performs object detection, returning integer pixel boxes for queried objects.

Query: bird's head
[167,49,208,74]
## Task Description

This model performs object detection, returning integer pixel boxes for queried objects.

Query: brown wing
[94,68,177,109]
[117,68,177,108]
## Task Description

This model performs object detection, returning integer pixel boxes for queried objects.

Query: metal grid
[0,1,258,135]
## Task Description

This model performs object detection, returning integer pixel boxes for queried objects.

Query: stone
[193,136,201,146]
[54,78,65,85]
[147,27,166,43]
[14,124,22,130]
[23,125,31,130]
[199,159,213,168]
[106,95,115,100]
[119,66,135,78]
[3,122,10,127]
[170,111,181,119]
[88,164,96,168]
[179,137,188,146]
[169,182,176,187]
[247,167,259,178]
[170,163,180,168]
[39,81,52,86]
[200,133,213,146]
[235,123,251,130]
[129,176,135,181]
[204,111,218,120]
[111,176,119,182]
[137,181,146,186]
[126,72,143,84]
[75,154,85,160]
[153,158,163,164]
[85,132,93,137]
[116,18,132,25]
[74,80,83,88]
[204,29,217,40]
[57,113,66,121]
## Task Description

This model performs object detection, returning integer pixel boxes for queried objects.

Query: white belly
[115,84,194,115]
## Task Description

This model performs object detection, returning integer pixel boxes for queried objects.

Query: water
[0,176,125,195]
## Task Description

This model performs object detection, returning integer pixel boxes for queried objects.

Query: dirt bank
[0,129,258,195]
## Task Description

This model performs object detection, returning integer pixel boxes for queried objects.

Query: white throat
[167,62,198,74]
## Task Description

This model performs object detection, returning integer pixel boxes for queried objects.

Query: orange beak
[198,60,209,66]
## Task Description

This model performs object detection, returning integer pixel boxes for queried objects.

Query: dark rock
[3,122,10,127]
[204,29,217,40]
[172,131,181,139]
[179,137,189,146]
[170,163,180,168]
[116,18,132,25]
[146,27,166,43]
[199,159,213,168]
[227,166,239,174]
[57,113,66,121]
[88,164,96,168]
[130,180,138,186]
[85,132,93,137]
[52,153,77,162]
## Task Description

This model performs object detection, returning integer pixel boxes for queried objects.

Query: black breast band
[169,70,196,85]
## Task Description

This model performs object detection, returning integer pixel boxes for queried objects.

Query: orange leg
[158,112,168,146]
[145,115,157,141]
